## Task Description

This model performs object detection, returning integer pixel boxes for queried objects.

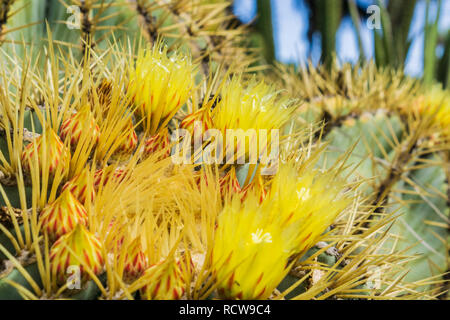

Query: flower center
[296,187,311,201]
[251,229,272,244]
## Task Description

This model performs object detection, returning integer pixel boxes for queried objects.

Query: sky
[233,0,450,77]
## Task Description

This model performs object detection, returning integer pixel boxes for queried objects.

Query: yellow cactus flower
[211,77,294,164]
[266,161,351,254]
[39,189,88,241]
[212,196,291,300]
[413,85,450,136]
[127,44,195,135]
[50,224,105,285]
[212,161,351,300]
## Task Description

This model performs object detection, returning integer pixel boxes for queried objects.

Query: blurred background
[233,0,449,86]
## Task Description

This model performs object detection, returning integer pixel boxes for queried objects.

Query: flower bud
[21,128,71,177]
[143,128,170,160]
[61,169,95,205]
[121,238,148,282]
[93,167,127,191]
[50,224,104,285]
[59,105,100,150]
[140,258,185,300]
[112,121,138,159]
[40,189,88,241]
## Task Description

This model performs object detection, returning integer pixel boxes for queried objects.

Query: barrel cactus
[272,62,449,298]
[0,0,447,300]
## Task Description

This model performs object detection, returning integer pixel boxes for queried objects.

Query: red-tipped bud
[89,79,112,111]
[40,189,88,241]
[121,238,148,281]
[21,128,71,177]
[103,218,125,252]
[93,167,127,191]
[143,128,170,160]
[61,169,95,205]
[50,224,104,285]
[179,108,213,137]
[140,258,185,300]
[59,105,100,151]
[194,171,209,191]
[113,121,138,158]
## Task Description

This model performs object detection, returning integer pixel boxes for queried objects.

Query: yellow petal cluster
[212,161,351,299]
[413,85,450,136]
[266,162,351,254]
[211,77,294,163]
[127,44,195,135]
[212,196,291,300]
